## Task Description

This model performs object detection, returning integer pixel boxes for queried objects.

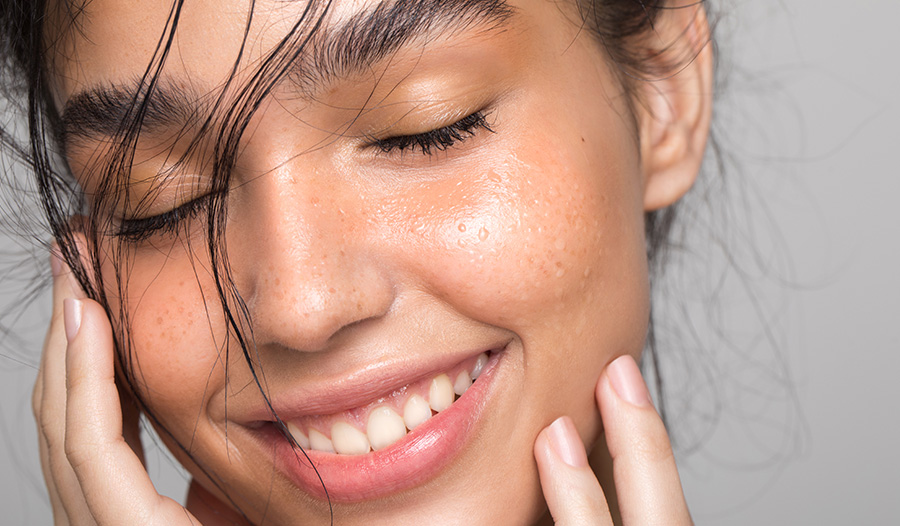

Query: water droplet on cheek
[554,238,566,251]
[478,227,489,241]
[458,223,467,233]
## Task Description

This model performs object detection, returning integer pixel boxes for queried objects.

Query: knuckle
[629,422,675,465]
[63,438,88,469]
[37,411,58,444]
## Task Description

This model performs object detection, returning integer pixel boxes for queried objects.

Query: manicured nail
[546,416,588,468]
[607,355,652,407]
[64,298,83,343]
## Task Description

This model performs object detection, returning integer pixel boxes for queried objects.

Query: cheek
[385,128,651,440]
[391,143,649,337]
[100,247,228,424]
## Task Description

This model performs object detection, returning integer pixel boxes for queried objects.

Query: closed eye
[368,111,494,156]
[115,192,216,242]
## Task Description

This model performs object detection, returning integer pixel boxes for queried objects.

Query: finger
[64,299,199,525]
[35,366,70,526]
[534,416,611,526]
[37,427,72,526]
[38,246,94,522]
[596,355,692,525]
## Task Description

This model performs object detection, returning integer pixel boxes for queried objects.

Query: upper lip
[237,337,511,423]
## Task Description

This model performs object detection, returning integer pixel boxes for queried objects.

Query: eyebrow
[59,0,515,147]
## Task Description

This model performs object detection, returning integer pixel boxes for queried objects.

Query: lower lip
[261,350,504,502]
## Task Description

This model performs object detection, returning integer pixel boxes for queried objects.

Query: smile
[285,352,490,455]
[249,344,508,502]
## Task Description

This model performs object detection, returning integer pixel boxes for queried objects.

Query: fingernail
[546,416,588,468]
[607,355,652,407]
[64,298,83,343]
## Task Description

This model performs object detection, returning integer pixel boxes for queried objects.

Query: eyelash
[369,111,494,155]
[115,193,214,242]
[115,112,493,241]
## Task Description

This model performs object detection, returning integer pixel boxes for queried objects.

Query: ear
[638,4,714,211]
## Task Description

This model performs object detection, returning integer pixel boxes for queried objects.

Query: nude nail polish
[64,298,83,342]
[547,416,588,468]
[607,355,652,407]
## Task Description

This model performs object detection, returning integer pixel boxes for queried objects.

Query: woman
[2,0,713,523]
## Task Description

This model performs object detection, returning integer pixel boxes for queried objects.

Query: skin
[32,0,712,524]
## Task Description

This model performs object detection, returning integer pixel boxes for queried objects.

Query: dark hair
[1,0,713,520]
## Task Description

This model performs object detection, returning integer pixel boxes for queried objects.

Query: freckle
[275,278,281,286]
[328,287,336,294]
[478,226,489,241]
[554,238,566,250]
[458,223,467,232]
[157,317,163,325]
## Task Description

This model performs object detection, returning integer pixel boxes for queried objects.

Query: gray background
[1,0,897,523]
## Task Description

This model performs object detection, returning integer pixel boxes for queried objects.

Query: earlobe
[638,4,714,212]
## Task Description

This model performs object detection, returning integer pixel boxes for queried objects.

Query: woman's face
[51,0,654,523]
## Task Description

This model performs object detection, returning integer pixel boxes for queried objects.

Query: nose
[230,166,395,352]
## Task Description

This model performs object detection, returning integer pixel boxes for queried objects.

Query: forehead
[46,0,519,105]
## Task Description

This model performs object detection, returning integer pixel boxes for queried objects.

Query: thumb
[534,417,610,526]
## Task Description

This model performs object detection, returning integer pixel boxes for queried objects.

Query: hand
[32,247,200,525]
[534,355,692,526]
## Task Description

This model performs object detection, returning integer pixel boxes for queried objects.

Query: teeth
[331,422,370,455]
[367,406,407,451]
[308,428,335,453]
[403,394,432,430]
[454,370,472,395]
[287,422,310,449]
[471,353,488,379]
[429,374,455,412]
[288,354,496,454]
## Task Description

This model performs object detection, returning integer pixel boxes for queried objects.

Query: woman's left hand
[533,355,692,525]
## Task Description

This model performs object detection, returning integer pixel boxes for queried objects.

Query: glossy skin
[33,0,711,524]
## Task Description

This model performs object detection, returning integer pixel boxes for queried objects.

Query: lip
[242,338,511,421]
[246,345,506,502]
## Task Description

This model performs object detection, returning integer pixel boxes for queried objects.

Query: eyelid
[366,109,494,156]
[115,192,216,242]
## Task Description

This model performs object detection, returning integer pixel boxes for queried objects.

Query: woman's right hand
[32,248,201,525]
